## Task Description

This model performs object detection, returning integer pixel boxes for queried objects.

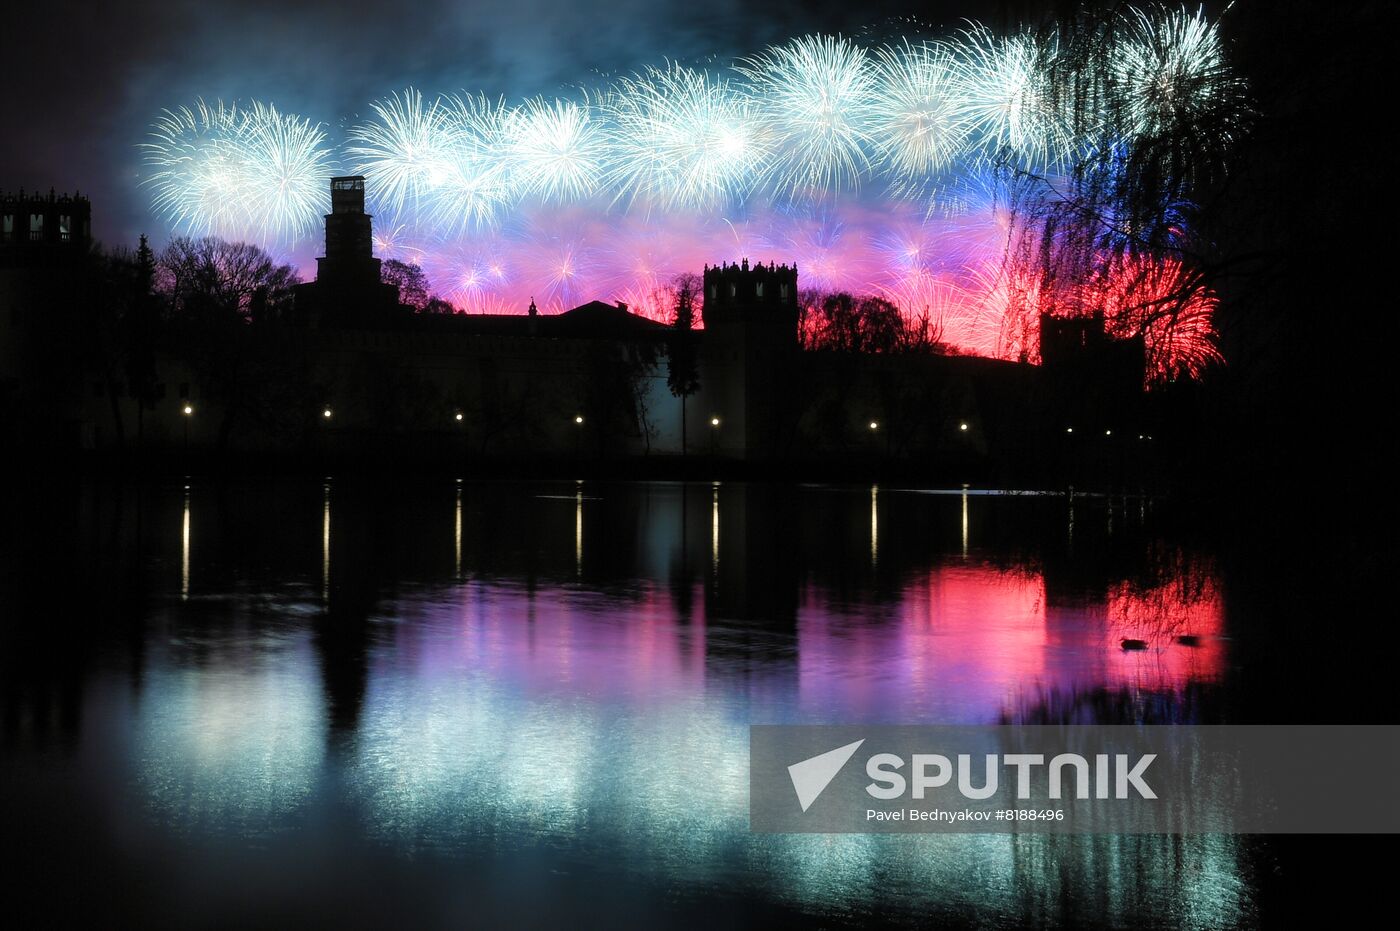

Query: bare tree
[665,273,702,455]
[157,237,300,450]
[798,291,943,355]
[381,259,454,313]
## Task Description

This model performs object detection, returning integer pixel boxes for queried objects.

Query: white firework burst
[141,99,333,244]
[502,97,607,204]
[738,35,877,200]
[954,27,1071,169]
[1111,7,1241,143]
[604,64,767,212]
[870,40,971,200]
[347,88,456,220]
[427,93,513,232]
[237,102,335,242]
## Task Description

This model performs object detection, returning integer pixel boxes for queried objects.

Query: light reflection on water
[7,480,1246,926]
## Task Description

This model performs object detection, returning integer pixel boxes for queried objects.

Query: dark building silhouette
[1,189,94,447]
[0,179,1152,474]
[1039,312,1145,435]
[0,189,91,260]
[293,176,401,327]
[322,177,376,275]
[701,260,799,458]
[416,299,669,340]
[1039,313,1144,384]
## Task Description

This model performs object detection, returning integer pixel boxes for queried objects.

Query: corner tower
[701,259,798,335]
[1,189,91,261]
[698,259,800,459]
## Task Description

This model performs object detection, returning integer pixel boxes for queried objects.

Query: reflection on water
[181,484,191,601]
[321,480,331,604]
[2,480,1249,926]
[962,486,969,556]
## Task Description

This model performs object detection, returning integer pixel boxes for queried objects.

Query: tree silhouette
[125,235,160,445]
[157,237,299,450]
[380,259,453,313]
[665,273,701,455]
[988,6,1251,382]
[798,291,944,355]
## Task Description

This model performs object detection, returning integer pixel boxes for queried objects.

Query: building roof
[416,300,671,340]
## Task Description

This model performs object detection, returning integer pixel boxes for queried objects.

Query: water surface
[3,480,1256,927]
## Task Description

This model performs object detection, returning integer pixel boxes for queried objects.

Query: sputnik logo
[788,739,865,812]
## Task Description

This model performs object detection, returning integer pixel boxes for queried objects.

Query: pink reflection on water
[795,562,1225,721]
[390,558,1224,724]
[797,565,1049,721]
[392,583,710,703]
[1098,575,1226,690]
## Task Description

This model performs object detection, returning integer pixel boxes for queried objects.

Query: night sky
[5,0,1036,249]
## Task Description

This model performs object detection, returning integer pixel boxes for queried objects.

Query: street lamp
[869,420,879,431]
[182,404,192,450]
[574,415,584,425]
[323,408,333,419]
[959,421,969,432]
[709,416,720,456]
[454,412,464,422]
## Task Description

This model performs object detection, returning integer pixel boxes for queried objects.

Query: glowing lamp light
[869,421,879,431]
[182,405,193,415]
[959,422,969,431]
[574,415,584,424]
[323,408,333,419]
[710,417,721,427]
[454,412,464,422]
[1066,427,1074,434]
[1105,429,1113,436]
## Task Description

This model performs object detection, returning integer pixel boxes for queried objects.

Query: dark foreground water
[0,479,1338,926]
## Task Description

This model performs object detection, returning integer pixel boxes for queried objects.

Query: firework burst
[142,8,1241,381]
[605,65,767,212]
[870,40,971,205]
[738,35,877,199]
[1111,7,1240,142]
[955,27,1073,169]
[142,100,335,244]
[1091,253,1222,383]
[347,88,455,220]
[503,97,607,204]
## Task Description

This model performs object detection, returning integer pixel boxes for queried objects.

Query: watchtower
[317,176,379,286]
[698,259,800,458]
[1,189,91,265]
[1039,312,1146,434]
[300,176,400,327]
[701,258,798,333]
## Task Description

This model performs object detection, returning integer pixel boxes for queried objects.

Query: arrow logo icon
[787,739,865,812]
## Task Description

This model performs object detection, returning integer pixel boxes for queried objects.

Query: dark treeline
[380,258,453,314]
[797,290,947,355]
